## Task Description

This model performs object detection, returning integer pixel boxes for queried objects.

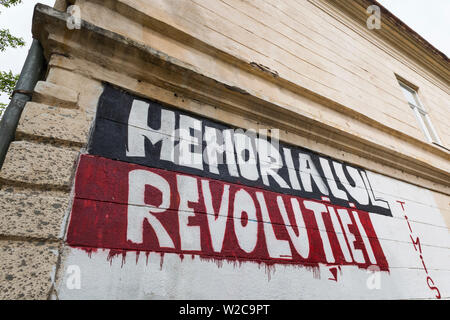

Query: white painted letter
[257,138,290,189]
[283,148,301,191]
[177,115,203,170]
[177,175,201,251]
[327,206,352,262]
[353,211,377,264]
[303,200,335,263]
[202,180,230,253]
[337,208,365,263]
[127,100,175,162]
[203,127,239,177]
[333,162,369,205]
[257,192,292,259]
[278,197,310,259]
[320,157,348,201]
[127,170,174,248]
[234,130,259,181]
[299,154,329,195]
[233,189,258,253]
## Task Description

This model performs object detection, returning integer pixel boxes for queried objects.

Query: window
[398,80,442,145]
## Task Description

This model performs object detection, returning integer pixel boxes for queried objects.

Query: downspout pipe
[0,39,45,169]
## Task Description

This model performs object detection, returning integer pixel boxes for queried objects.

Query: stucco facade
[0,0,448,299]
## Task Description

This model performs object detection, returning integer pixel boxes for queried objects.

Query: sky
[377,0,450,55]
[0,0,449,106]
[0,0,55,105]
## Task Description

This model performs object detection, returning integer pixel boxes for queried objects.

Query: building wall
[0,0,448,299]
[76,0,450,148]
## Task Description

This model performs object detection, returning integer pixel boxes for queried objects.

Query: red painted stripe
[67,154,389,271]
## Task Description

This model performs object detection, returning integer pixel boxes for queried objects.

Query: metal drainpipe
[0,39,45,169]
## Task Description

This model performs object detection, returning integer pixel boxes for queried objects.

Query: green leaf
[0,70,19,96]
[0,1,25,51]
[0,102,6,118]
[0,0,22,9]
[0,0,23,118]
[0,28,25,51]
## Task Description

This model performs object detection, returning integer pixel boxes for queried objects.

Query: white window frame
[398,81,442,145]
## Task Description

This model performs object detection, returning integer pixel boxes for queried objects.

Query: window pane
[413,107,432,142]
[397,80,440,144]
[400,84,419,106]
[422,114,440,144]
[420,113,432,138]
[418,108,427,116]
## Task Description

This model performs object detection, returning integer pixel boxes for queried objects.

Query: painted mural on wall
[68,85,390,271]
[62,84,449,299]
